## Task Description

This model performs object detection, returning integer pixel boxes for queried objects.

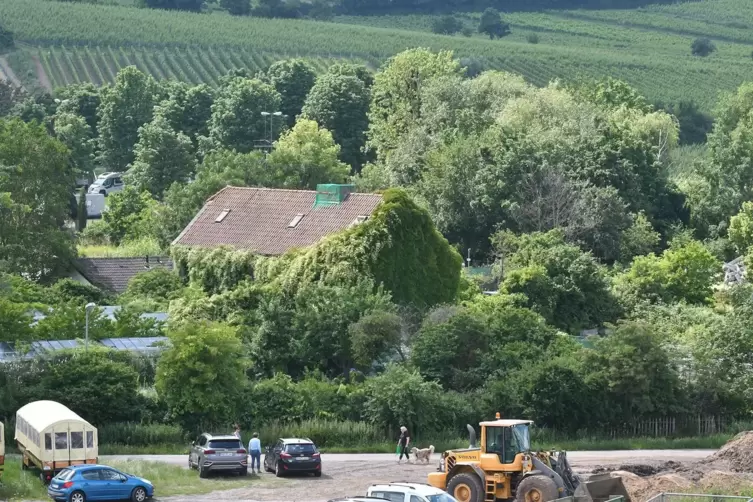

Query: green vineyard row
[13,44,375,90]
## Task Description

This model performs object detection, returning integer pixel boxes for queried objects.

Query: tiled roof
[172,187,383,256]
[74,256,173,294]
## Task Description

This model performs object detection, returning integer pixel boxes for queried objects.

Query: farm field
[1,0,752,108]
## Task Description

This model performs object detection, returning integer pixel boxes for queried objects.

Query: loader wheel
[516,475,559,502]
[447,473,484,502]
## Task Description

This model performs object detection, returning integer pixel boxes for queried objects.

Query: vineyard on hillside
[2,0,753,108]
[11,44,371,89]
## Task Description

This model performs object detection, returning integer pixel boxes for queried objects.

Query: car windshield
[208,439,242,449]
[512,424,530,451]
[285,443,316,454]
[428,494,458,502]
[55,469,76,481]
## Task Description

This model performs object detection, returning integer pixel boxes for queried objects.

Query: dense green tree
[0,119,74,279]
[691,38,716,57]
[326,62,374,89]
[155,83,213,147]
[0,297,33,342]
[728,201,753,254]
[478,8,510,39]
[0,81,23,117]
[142,0,204,11]
[54,111,95,178]
[349,310,403,370]
[267,118,350,188]
[156,321,247,432]
[102,187,159,245]
[613,239,721,308]
[432,15,463,35]
[56,83,101,135]
[77,187,87,232]
[208,77,281,153]
[302,73,370,170]
[493,229,620,332]
[128,115,196,199]
[574,76,651,113]
[265,59,316,125]
[121,268,185,309]
[368,48,462,162]
[98,67,159,171]
[220,0,250,14]
[583,321,683,423]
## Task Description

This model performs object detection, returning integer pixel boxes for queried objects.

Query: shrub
[526,33,540,44]
[691,38,716,57]
[431,15,463,36]
[99,422,185,447]
[258,419,383,448]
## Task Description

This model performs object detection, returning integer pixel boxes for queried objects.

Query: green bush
[99,422,185,447]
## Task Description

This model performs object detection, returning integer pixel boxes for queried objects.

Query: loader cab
[479,417,533,469]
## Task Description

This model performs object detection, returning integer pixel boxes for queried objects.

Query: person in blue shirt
[248,432,262,474]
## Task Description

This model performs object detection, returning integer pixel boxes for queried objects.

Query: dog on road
[410,445,435,464]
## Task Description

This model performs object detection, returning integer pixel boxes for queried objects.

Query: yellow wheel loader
[428,414,630,502]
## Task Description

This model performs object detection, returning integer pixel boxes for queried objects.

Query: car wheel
[239,467,248,476]
[99,190,106,196]
[70,491,86,502]
[275,462,284,478]
[199,465,208,479]
[313,470,322,478]
[131,487,148,502]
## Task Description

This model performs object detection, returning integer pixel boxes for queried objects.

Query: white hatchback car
[367,482,458,502]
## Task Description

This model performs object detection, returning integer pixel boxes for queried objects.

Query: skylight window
[288,214,305,228]
[215,209,230,223]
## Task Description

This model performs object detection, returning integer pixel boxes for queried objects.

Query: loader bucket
[573,474,631,502]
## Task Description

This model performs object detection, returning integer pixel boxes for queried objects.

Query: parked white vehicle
[15,400,98,484]
[367,483,458,502]
[88,172,124,196]
[85,193,106,218]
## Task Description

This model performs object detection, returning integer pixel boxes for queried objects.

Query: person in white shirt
[248,433,262,474]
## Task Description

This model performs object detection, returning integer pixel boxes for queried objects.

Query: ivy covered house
[172,184,382,255]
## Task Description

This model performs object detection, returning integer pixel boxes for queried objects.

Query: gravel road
[102,450,716,502]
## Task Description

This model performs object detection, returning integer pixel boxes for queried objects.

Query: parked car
[263,437,321,477]
[328,498,389,502]
[88,173,124,196]
[367,483,458,502]
[188,433,247,478]
[47,464,153,502]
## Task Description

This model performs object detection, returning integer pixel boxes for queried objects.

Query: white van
[86,193,106,218]
[88,172,124,196]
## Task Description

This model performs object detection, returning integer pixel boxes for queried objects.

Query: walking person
[397,426,410,464]
[248,432,262,474]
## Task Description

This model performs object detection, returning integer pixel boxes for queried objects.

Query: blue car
[48,464,154,502]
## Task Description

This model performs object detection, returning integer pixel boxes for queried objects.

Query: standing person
[397,426,410,464]
[248,432,262,474]
[233,424,242,440]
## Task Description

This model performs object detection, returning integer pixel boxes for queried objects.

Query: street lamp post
[85,302,96,352]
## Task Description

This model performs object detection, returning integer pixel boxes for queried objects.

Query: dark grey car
[189,433,248,478]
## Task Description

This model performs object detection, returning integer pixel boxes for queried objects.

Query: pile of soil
[707,431,753,472]
[597,432,753,502]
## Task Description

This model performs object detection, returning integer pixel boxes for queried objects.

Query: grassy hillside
[1,0,752,108]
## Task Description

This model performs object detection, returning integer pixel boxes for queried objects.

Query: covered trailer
[15,401,98,483]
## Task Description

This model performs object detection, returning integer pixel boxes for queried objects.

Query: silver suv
[188,433,247,478]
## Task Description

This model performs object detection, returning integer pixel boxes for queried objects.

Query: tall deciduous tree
[265,59,316,125]
[157,321,247,433]
[155,83,214,147]
[56,83,101,136]
[98,67,159,171]
[54,111,95,178]
[368,48,462,162]
[302,73,370,170]
[478,8,510,39]
[220,0,250,15]
[0,119,74,279]
[208,77,281,153]
[128,115,196,199]
[267,118,350,189]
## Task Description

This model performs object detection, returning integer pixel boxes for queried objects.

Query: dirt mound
[607,471,648,501]
[699,470,753,492]
[708,431,753,472]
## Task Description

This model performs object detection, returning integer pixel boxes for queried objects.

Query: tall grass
[77,237,164,257]
[99,422,185,448]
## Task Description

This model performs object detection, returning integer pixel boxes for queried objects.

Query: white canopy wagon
[15,400,98,483]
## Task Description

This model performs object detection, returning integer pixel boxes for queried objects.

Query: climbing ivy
[272,189,462,307]
[171,245,258,295]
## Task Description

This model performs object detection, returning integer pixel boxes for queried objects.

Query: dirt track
[102,450,716,502]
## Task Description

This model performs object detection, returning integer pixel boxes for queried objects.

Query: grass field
[0,457,263,501]
[1,0,752,108]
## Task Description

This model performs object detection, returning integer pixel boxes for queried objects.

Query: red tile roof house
[172,184,383,255]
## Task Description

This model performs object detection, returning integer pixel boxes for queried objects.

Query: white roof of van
[16,400,94,431]
[479,419,533,427]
